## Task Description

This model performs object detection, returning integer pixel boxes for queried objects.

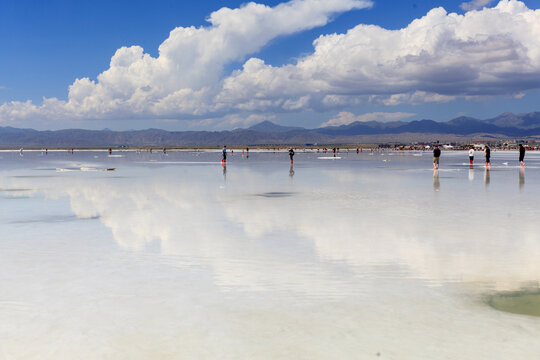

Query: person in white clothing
[468,147,474,167]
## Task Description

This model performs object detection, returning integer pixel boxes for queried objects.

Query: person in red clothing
[289,148,295,164]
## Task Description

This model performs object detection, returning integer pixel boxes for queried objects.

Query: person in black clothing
[289,148,295,164]
[484,146,491,169]
[433,145,441,169]
[519,144,525,167]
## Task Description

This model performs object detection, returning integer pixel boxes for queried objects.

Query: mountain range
[1,112,540,148]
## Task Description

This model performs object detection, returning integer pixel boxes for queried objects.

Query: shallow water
[1,149,540,359]
[489,290,540,317]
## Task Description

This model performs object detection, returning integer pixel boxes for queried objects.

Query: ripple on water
[488,289,540,317]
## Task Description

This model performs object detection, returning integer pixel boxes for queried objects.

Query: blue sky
[1,0,540,130]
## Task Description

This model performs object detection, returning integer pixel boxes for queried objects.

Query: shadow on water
[488,289,540,317]
[256,192,296,198]
[11,175,58,178]
[9,215,100,224]
[0,188,33,192]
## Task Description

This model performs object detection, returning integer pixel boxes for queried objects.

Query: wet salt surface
[1,150,540,359]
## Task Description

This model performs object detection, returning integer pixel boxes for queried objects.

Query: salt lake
[1,149,540,359]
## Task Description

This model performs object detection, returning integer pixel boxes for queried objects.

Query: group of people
[221,144,528,169]
[221,145,296,165]
[433,144,527,169]
[468,146,491,169]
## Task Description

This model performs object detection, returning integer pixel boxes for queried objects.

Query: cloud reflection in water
[2,160,540,295]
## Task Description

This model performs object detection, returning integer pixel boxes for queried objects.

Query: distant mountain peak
[248,121,304,133]
[253,120,276,127]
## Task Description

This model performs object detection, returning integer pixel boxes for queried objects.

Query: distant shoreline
[2,144,537,152]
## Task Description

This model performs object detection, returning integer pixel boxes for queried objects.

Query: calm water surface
[1,149,540,359]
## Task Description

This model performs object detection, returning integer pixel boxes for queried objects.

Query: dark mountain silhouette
[1,112,540,148]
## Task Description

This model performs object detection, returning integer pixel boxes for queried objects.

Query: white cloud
[220,0,540,111]
[1,0,540,127]
[460,0,494,11]
[0,0,372,125]
[321,111,416,127]
[379,92,457,106]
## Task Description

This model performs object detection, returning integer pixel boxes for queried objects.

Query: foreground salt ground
[1,150,540,360]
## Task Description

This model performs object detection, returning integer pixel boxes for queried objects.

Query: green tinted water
[489,290,540,317]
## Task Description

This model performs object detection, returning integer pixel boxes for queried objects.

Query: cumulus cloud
[224,0,540,111]
[1,0,540,127]
[320,111,416,127]
[0,0,372,125]
[379,91,457,106]
[460,0,494,11]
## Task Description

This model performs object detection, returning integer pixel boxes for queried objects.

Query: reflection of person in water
[519,144,525,167]
[519,167,525,191]
[484,167,490,187]
[222,163,227,180]
[433,169,440,192]
[289,164,295,178]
